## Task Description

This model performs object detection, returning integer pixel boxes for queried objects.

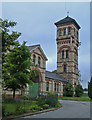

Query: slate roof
[27,44,40,52]
[54,16,80,30]
[27,44,48,61]
[45,71,68,82]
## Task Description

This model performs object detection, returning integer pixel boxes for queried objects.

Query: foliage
[46,92,58,107]
[83,88,88,91]
[42,104,49,109]
[52,70,57,73]
[88,77,92,99]
[37,97,46,107]
[22,94,30,100]
[30,105,43,112]
[63,83,74,97]
[16,104,25,114]
[75,84,83,97]
[3,42,32,99]
[55,101,62,108]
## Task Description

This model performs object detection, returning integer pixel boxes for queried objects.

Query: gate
[29,83,39,98]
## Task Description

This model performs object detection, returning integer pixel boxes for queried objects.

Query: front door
[29,83,39,98]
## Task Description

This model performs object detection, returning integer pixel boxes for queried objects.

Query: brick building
[3,15,80,98]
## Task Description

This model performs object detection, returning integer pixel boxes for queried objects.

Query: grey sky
[2,2,90,88]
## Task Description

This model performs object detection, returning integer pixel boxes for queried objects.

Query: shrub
[63,83,74,97]
[55,101,62,108]
[30,105,43,112]
[37,97,46,107]
[2,97,15,103]
[22,94,30,100]
[42,104,49,109]
[16,104,25,114]
[88,77,92,99]
[46,92,58,107]
[75,84,83,97]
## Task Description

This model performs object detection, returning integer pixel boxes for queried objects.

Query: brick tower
[54,15,80,89]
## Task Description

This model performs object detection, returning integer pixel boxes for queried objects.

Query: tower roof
[54,16,80,30]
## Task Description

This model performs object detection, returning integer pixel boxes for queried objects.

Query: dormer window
[64,28,66,35]
[38,57,40,66]
[33,55,36,65]
[59,29,62,36]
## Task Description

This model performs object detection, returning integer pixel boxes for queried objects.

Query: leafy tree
[52,70,57,73]
[0,18,21,65]
[88,77,92,99]
[3,42,32,99]
[63,83,74,97]
[75,84,83,97]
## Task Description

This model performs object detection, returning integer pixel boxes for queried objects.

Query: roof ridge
[27,44,40,47]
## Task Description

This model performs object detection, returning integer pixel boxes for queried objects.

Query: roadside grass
[58,94,92,102]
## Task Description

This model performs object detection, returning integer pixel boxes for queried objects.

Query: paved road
[24,100,90,118]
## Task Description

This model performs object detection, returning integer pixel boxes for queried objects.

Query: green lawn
[59,94,92,102]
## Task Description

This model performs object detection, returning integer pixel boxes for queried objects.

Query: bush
[42,104,49,109]
[55,101,62,108]
[63,83,74,97]
[2,97,15,103]
[75,84,83,97]
[37,97,46,107]
[30,105,43,112]
[16,104,25,114]
[22,94,30,100]
[46,92,58,107]
[88,77,92,99]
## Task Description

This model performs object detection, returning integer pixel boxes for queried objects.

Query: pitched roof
[27,44,48,61]
[54,16,80,30]
[45,71,68,82]
[27,44,40,52]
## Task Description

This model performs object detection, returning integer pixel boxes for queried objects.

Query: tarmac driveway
[24,100,90,118]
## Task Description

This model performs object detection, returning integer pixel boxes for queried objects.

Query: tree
[75,84,83,97]
[63,83,74,97]
[52,70,57,73]
[0,18,21,65]
[88,77,92,99]
[3,42,32,99]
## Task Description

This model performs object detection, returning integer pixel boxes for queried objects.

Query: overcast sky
[2,2,90,88]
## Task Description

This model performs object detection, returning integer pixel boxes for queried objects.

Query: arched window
[59,29,62,36]
[68,27,71,35]
[33,55,35,64]
[62,50,64,59]
[64,28,66,35]
[46,82,49,91]
[66,50,69,58]
[63,65,66,72]
[38,57,40,66]
[54,83,56,91]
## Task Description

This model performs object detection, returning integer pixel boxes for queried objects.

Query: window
[68,27,71,35]
[46,82,49,91]
[66,50,69,58]
[62,50,64,59]
[33,55,35,64]
[54,83,56,91]
[59,29,62,36]
[63,85,65,92]
[57,84,59,92]
[63,65,66,72]
[64,28,66,35]
[38,57,40,66]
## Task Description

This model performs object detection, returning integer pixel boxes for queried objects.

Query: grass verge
[58,94,92,102]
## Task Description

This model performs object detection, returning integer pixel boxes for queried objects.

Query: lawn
[59,94,92,102]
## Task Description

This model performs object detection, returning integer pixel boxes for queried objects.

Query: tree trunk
[13,89,15,99]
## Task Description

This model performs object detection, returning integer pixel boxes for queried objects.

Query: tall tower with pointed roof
[54,16,80,90]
